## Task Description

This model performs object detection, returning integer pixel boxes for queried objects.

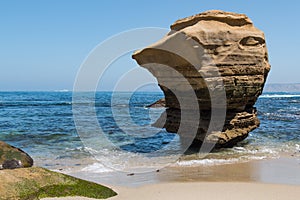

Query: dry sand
[42,182,300,200]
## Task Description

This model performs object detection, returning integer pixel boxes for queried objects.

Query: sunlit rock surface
[133,10,270,148]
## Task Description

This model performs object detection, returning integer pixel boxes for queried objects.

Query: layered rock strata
[133,10,270,148]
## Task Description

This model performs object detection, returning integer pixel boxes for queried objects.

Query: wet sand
[67,156,300,187]
[42,156,300,200]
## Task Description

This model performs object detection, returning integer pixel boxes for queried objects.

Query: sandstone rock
[0,141,33,169]
[133,10,270,148]
[146,98,166,108]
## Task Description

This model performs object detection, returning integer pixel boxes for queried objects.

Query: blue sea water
[0,91,299,171]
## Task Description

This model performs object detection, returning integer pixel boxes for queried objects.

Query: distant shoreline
[1,83,300,93]
[264,83,300,93]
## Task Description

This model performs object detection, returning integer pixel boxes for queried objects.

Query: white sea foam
[233,146,247,152]
[81,163,114,173]
[176,154,271,167]
[260,94,300,98]
[176,158,240,166]
[244,147,277,155]
[295,144,300,151]
[54,89,69,92]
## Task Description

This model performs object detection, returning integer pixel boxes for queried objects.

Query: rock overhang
[132,10,270,148]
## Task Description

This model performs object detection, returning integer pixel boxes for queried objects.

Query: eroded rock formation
[133,10,270,148]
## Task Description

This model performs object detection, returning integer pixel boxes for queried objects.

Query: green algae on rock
[0,167,117,200]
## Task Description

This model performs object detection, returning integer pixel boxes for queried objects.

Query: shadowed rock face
[0,141,33,169]
[133,10,270,148]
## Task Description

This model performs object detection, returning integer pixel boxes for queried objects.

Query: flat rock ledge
[133,10,270,148]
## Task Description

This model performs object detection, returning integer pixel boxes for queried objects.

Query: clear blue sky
[0,0,299,91]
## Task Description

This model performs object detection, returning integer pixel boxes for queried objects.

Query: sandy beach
[41,156,300,200]
[66,156,300,187]
[111,182,300,200]
[42,182,300,200]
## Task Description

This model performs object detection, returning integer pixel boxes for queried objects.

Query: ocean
[0,91,299,173]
